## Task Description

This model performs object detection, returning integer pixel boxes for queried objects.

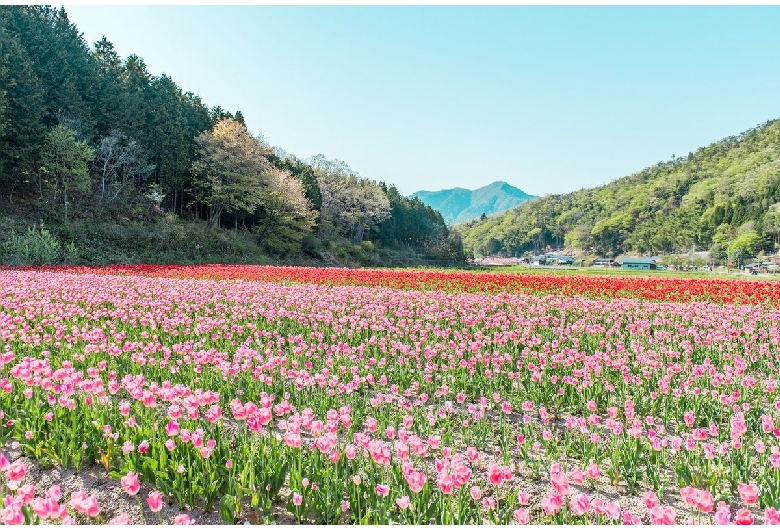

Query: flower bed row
[6,264,780,305]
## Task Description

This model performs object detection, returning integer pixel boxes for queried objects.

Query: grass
[476,264,780,281]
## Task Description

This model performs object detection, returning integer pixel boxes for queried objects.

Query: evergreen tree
[40,125,93,222]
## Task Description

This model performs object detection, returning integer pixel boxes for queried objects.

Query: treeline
[0,6,463,265]
[459,118,780,264]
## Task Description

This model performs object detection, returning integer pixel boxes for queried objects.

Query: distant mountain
[411,181,537,225]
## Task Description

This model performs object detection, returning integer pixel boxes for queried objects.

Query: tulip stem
[136,497,147,525]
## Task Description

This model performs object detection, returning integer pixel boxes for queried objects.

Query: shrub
[1,224,67,265]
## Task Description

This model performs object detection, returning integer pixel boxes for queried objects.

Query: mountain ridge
[411,181,537,225]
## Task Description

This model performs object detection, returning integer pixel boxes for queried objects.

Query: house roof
[621,257,657,265]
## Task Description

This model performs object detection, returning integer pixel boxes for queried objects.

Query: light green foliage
[459,120,780,262]
[252,167,316,256]
[728,231,764,259]
[191,118,270,227]
[313,157,391,244]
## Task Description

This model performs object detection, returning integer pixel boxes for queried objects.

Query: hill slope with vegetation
[411,181,536,225]
[458,119,780,264]
[0,6,464,267]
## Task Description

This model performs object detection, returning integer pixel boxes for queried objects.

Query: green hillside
[412,181,536,225]
[458,119,780,263]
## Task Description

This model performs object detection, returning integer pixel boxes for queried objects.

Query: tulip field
[1,265,780,524]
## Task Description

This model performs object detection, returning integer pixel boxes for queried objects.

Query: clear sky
[62,5,780,197]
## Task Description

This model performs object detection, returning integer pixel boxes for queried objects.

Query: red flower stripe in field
[9,265,780,305]
[8,264,779,305]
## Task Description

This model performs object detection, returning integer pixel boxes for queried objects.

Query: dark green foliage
[39,125,93,221]
[0,5,463,267]
[460,120,780,262]
[371,184,446,248]
[0,223,74,265]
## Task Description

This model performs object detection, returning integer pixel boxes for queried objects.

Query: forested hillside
[459,119,780,263]
[0,6,464,266]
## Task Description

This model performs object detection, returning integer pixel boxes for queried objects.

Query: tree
[253,167,316,255]
[0,17,47,197]
[564,224,592,251]
[763,204,780,251]
[191,118,270,227]
[121,54,152,139]
[40,125,93,222]
[92,129,155,202]
[91,36,126,137]
[710,223,733,265]
[316,165,391,244]
[267,152,323,211]
[728,231,763,265]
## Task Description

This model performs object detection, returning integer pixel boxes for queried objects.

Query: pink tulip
[47,485,61,502]
[6,462,25,482]
[714,506,732,525]
[694,488,714,513]
[605,501,621,519]
[174,513,195,524]
[569,493,590,516]
[568,467,585,485]
[470,485,481,501]
[541,493,563,515]
[648,505,675,525]
[29,497,54,520]
[514,508,530,524]
[550,471,570,496]
[487,464,504,486]
[396,496,410,509]
[18,484,34,503]
[147,491,163,513]
[585,462,601,480]
[109,513,132,525]
[738,483,759,506]
[623,510,643,525]
[121,471,140,496]
[517,490,531,505]
[765,507,780,525]
[0,504,24,525]
[735,508,754,525]
[643,490,659,509]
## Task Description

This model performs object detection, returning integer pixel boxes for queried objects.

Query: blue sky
[63,5,780,196]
